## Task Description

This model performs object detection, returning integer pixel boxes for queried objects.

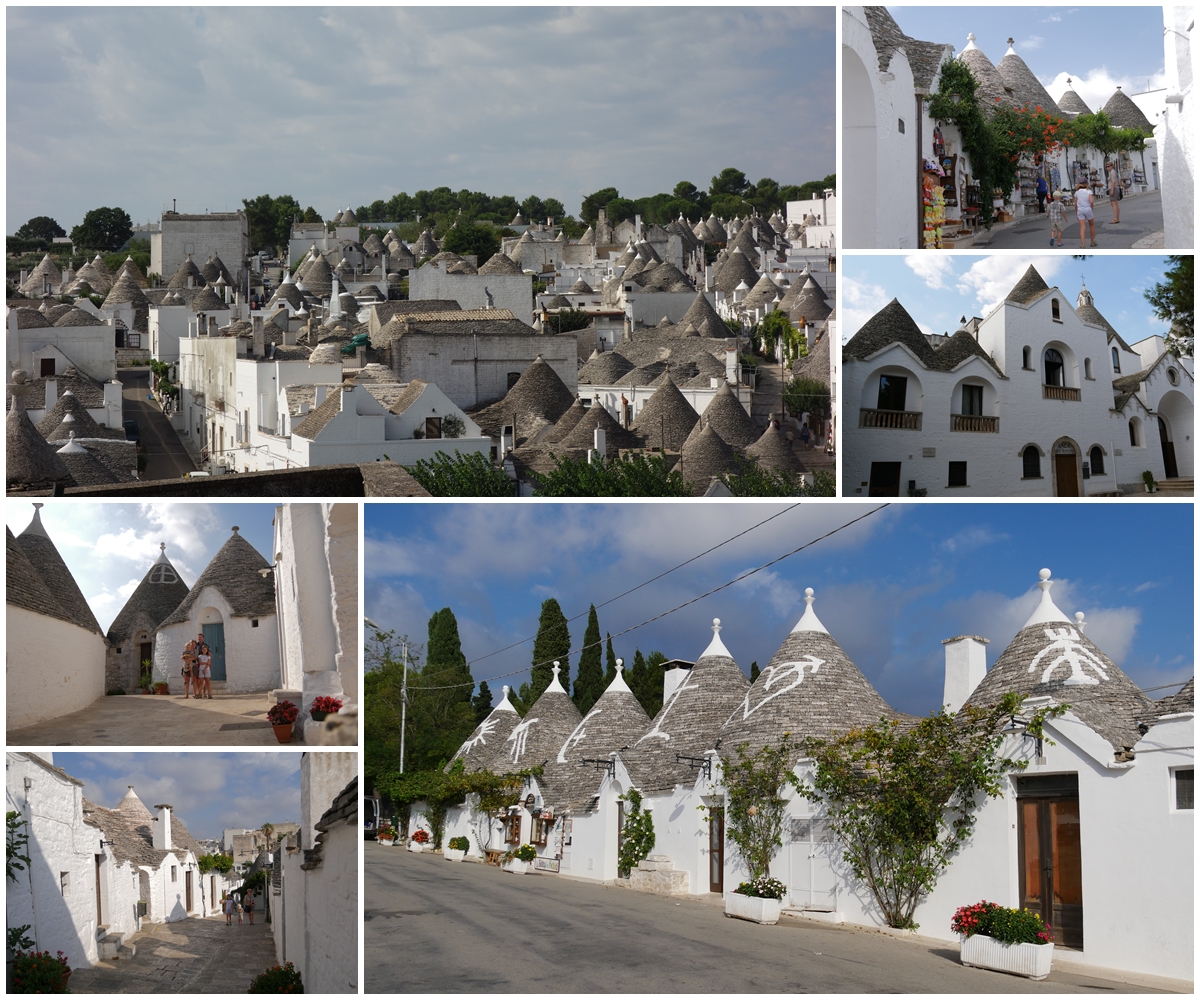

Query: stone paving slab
[6,692,297,746]
[69,916,279,994]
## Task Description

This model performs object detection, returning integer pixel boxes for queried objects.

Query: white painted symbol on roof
[1028,627,1109,686]
[740,656,825,720]
[460,716,497,755]
[635,678,699,744]
[507,717,539,762]
[557,708,600,764]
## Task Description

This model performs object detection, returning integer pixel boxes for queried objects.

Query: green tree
[749,661,760,682]
[16,216,65,242]
[710,167,750,198]
[722,735,802,881]
[543,307,593,334]
[534,452,690,497]
[520,195,546,223]
[242,194,302,253]
[800,693,1065,928]
[404,450,515,497]
[581,187,620,225]
[720,460,836,498]
[747,177,781,214]
[604,633,618,688]
[605,197,638,224]
[425,607,473,706]
[783,375,831,419]
[573,605,605,714]
[673,180,710,216]
[441,221,500,263]
[70,206,133,251]
[627,649,649,713]
[756,310,796,358]
[471,680,494,724]
[1145,256,1193,357]
[643,651,667,718]
[528,598,571,706]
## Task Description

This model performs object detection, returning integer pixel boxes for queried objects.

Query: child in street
[1047,191,1066,247]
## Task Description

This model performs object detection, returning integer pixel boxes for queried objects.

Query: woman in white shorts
[1074,182,1096,248]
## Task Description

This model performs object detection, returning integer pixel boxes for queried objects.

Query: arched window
[1023,446,1041,479]
[1129,420,1138,446]
[1090,446,1105,475]
[1084,358,1093,379]
[1112,347,1121,373]
[1022,346,1032,369]
[1051,298,1061,320]
[1044,348,1064,386]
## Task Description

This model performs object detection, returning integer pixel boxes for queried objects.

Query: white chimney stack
[941,635,989,714]
[152,803,173,851]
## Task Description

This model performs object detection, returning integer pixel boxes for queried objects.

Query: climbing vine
[617,788,655,878]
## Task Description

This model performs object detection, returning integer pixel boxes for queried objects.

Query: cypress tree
[604,632,618,688]
[749,660,761,682]
[529,598,571,704]
[425,607,472,704]
[471,680,494,723]
[644,651,668,718]
[573,604,605,714]
[628,649,650,716]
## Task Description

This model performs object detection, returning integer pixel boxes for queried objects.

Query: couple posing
[181,633,213,699]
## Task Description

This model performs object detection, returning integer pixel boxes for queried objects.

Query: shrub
[11,950,71,993]
[248,961,304,993]
[267,700,299,725]
[441,414,466,439]
[735,875,787,900]
[617,788,655,878]
[107,687,126,696]
[410,828,431,844]
[951,900,1052,945]
[377,824,397,839]
[513,844,537,862]
[448,836,470,851]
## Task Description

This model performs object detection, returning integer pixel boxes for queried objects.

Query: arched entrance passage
[843,45,878,248]
[1053,439,1080,496]
[1158,390,1193,477]
[1158,416,1179,478]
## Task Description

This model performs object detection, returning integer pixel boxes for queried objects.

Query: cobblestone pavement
[6,691,296,746]
[69,916,278,994]
[366,844,1180,994]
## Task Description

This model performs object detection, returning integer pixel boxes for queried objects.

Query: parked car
[122,419,140,442]
[364,795,381,840]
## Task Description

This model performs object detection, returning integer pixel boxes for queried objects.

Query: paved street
[69,916,277,994]
[972,191,1165,250]
[119,368,196,481]
[6,691,295,746]
[366,845,1175,994]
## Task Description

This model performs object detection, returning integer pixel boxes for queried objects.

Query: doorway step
[97,926,137,960]
[1156,477,1193,496]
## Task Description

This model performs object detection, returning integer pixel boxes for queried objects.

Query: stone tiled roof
[8,402,75,489]
[448,688,522,772]
[15,507,104,634]
[1075,286,1131,350]
[303,776,358,871]
[84,792,205,868]
[687,381,757,449]
[53,307,103,327]
[677,291,729,338]
[478,252,523,275]
[552,399,633,459]
[166,256,206,290]
[1006,264,1051,304]
[630,376,699,451]
[745,423,806,474]
[785,276,832,325]
[959,39,1012,109]
[18,254,62,296]
[190,286,229,312]
[7,528,80,626]
[568,278,594,294]
[680,422,740,495]
[863,6,951,91]
[1056,85,1091,117]
[712,248,761,296]
[1101,87,1154,134]
[160,528,275,626]
[103,272,150,307]
[541,397,588,445]
[792,332,831,388]
[843,299,1004,377]
[371,309,530,347]
[37,391,104,439]
[471,356,575,441]
[577,351,635,385]
[10,306,51,328]
[504,674,584,770]
[108,547,192,646]
[55,438,120,486]
[1155,677,1194,717]
[292,388,346,440]
[624,623,750,793]
[997,46,1064,117]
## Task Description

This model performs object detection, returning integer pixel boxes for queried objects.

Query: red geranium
[310,696,343,714]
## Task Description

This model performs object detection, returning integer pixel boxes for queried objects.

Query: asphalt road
[120,368,196,480]
[365,845,1166,994]
[973,191,1164,250]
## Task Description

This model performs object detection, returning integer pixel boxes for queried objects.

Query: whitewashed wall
[7,607,105,729]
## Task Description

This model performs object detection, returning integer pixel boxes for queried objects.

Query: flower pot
[154,683,170,694]
[408,842,426,853]
[272,723,293,744]
[378,837,394,847]
[443,848,466,862]
[310,710,328,722]
[724,892,782,925]
[960,934,1054,980]
[502,859,529,875]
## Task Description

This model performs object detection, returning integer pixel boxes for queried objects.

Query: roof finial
[712,617,721,634]
[1074,611,1086,630]
[231,525,240,534]
[791,587,829,635]
[1038,567,1052,592]
[160,542,166,553]
[616,657,624,673]
[1023,568,1071,628]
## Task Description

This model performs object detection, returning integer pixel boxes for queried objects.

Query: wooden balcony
[860,408,922,430]
[1043,384,1080,401]
[951,414,999,433]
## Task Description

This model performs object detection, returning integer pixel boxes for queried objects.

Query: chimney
[500,423,514,455]
[726,341,738,383]
[252,315,265,357]
[356,345,366,368]
[662,663,692,703]
[19,269,28,286]
[283,325,296,347]
[591,426,606,462]
[45,378,57,412]
[152,803,173,851]
[314,384,327,407]
[188,275,194,289]
[942,635,989,714]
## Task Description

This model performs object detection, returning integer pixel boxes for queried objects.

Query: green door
[202,623,226,680]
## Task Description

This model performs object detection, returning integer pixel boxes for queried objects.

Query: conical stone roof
[680,421,739,494]
[502,667,583,769]
[160,527,275,627]
[1101,86,1154,134]
[625,620,750,793]
[631,375,699,451]
[719,589,894,760]
[107,544,192,646]
[541,397,589,445]
[965,570,1154,754]
[578,226,596,245]
[117,786,154,822]
[568,277,594,294]
[413,230,439,257]
[19,254,62,296]
[687,381,757,449]
[8,383,75,489]
[1056,79,1092,117]
[713,248,760,295]
[55,435,119,486]
[554,399,631,458]
[678,291,727,339]
[787,275,832,324]
[959,35,1011,109]
[478,252,523,275]
[740,272,785,312]
[54,307,103,327]
[472,356,575,442]
[704,214,727,242]
[1006,264,1051,304]
[38,391,103,439]
[448,686,523,773]
[103,271,150,308]
[190,286,228,312]
[302,256,334,299]
[745,423,806,474]
[577,351,635,386]
[15,505,102,634]
[362,233,385,255]
[166,255,206,290]
[997,42,1064,117]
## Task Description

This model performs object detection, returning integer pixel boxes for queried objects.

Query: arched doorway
[1053,440,1080,496]
[1158,416,1179,478]
[843,46,878,248]
[199,608,227,681]
[1158,390,1192,476]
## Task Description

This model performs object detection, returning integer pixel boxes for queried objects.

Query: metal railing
[860,408,922,430]
[1043,384,1080,401]
[951,414,999,433]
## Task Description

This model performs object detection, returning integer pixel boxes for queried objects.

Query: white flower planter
[960,934,1054,980]
[377,837,395,847]
[724,892,783,925]
[502,859,529,875]
[407,842,426,853]
[443,848,466,862]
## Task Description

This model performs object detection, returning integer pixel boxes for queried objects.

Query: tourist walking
[222,892,234,926]
[1074,182,1096,247]
[1107,163,1122,223]
[800,424,811,450]
[244,889,256,925]
[1047,191,1066,247]
[1036,174,1048,213]
[197,643,213,699]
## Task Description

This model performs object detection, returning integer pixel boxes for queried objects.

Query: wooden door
[185,870,193,912]
[868,462,902,497]
[1159,418,1178,478]
[1018,775,1083,949]
[708,807,724,893]
[202,623,226,680]
[1054,454,1079,496]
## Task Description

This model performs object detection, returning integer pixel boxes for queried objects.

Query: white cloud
[840,275,892,340]
[904,255,955,290]
[940,526,1010,554]
[1045,68,1167,120]
[1019,35,1045,52]
[956,255,1069,315]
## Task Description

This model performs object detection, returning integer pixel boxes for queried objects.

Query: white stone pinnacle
[545,662,567,694]
[790,587,830,635]
[607,657,632,694]
[1022,568,1072,628]
[700,617,733,659]
[496,685,517,712]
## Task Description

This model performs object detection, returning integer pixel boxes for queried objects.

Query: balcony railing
[951,414,999,433]
[1043,384,1080,401]
[860,408,922,430]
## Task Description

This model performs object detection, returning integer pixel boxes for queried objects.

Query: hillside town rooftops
[683,380,757,449]
[745,422,807,474]
[680,421,740,493]
[471,355,575,440]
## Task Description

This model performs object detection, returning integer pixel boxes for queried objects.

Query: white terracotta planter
[443,848,466,862]
[377,837,395,847]
[960,934,1054,980]
[724,892,782,925]
[407,842,426,853]
[502,859,529,875]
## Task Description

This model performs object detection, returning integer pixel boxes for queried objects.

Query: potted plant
[7,926,34,992]
[1142,470,1157,493]
[377,824,397,847]
[267,700,298,744]
[309,695,342,722]
[444,836,469,861]
[725,875,786,925]
[408,828,431,853]
[153,681,170,695]
[139,662,154,694]
[953,900,1054,980]
[248,961,303,993]
[502,844,537,874]
[11,949,71,993]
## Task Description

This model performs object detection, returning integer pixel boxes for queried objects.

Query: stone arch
[859,364,923,425]
[843,44,878,248]
[1020,442,1045,480]
[1041,340,1079,387]
[1050,436,1082,496]
[1158,389,1193,476]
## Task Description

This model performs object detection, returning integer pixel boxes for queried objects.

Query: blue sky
[841,254,1176,343]
[364,502,1193,717]
[51,752,302,843]
[890,6,1165,111]
[5,502,277,632]
[6,7,833,232]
